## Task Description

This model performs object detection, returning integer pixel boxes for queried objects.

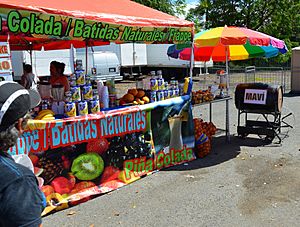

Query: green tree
[187,0,300,42]
[133,0,187,16]
[186,0,300,65]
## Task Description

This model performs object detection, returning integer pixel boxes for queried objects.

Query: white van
[76,51,122,82]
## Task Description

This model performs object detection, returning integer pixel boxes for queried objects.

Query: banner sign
[8,109,147,155]
[244,89,267,105]
[0,9,192,44]
[9,96,195,216]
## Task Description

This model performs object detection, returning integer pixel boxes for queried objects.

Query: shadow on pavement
[163,135,281,171]
[284,92,300,97]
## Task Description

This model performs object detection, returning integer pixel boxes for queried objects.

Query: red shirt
[49,75,70,92]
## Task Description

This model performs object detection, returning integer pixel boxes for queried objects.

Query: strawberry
[51,177,73,194]
[100,166,121,183]
[86,138,109,155]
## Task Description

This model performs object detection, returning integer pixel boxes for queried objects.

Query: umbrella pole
[225,47,229,95]
[189,37,195,79]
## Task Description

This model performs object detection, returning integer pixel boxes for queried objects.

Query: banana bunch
[35,109,55,121]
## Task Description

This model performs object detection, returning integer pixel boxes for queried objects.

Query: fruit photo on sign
[105,132,153,170]
[86,138,109,155]
[71,153,104,181]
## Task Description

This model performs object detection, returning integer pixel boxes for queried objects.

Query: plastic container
[101,86,109,109]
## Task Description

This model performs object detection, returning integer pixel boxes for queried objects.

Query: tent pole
[29,49,33,66]
[29,42,33,66]
[70,44,75,73]
[85,41,88,74]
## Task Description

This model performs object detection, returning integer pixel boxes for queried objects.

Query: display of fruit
[196,139,212,158]
[105,132,153,169]
[122,93,135,103]
[41,185,55,197]
[61,155,71,170]
[100,166,121,183]
[29,154,39,166]
[192,90,214,104]
[72,181,96,192]
[51,176,73,195]
[128,88,138,96]
[35,109,55,120]
[37,156,64,185]
[46,193,68,211]
[120,88,150,105]
[71,152,104,181]
[136,89,145,98]
[142,96,150,103]
[67,172,76,188]
[26,119,48,131]
[193,118,217,158]
[34,167,43,176]
[194,118,217,138]
[86,138,109,155]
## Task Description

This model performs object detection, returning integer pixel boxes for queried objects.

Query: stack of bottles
[65,70,100,117]
[148,70,185,103]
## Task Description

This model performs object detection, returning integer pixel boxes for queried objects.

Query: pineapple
[37,156,64,185]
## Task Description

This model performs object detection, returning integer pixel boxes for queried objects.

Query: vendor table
[193,96,232,142]
[9,95,196,216]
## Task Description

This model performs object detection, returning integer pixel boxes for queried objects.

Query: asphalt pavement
[43,93,300,227]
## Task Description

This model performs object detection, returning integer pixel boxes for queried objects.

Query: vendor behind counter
[49,61,70,92]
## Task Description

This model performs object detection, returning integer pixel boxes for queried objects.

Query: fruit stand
[0,0,197,216]
[10,96,195,215]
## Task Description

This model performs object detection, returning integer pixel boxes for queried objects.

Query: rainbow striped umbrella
[167,26,287,62]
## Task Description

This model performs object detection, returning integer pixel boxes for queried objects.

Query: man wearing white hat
[0,81,45,227]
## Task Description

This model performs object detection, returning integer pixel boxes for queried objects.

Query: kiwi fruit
[71,153,104,181]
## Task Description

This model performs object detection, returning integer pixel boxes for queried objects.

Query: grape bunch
[105,132,153,169]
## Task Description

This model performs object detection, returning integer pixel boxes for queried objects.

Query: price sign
[0,57,12,73]
[0,42,10,57]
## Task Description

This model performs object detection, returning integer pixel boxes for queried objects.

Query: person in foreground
[0,81,45,227]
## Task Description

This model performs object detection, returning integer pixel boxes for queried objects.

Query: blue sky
[186,0,198,3]
[178,0,198,18]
